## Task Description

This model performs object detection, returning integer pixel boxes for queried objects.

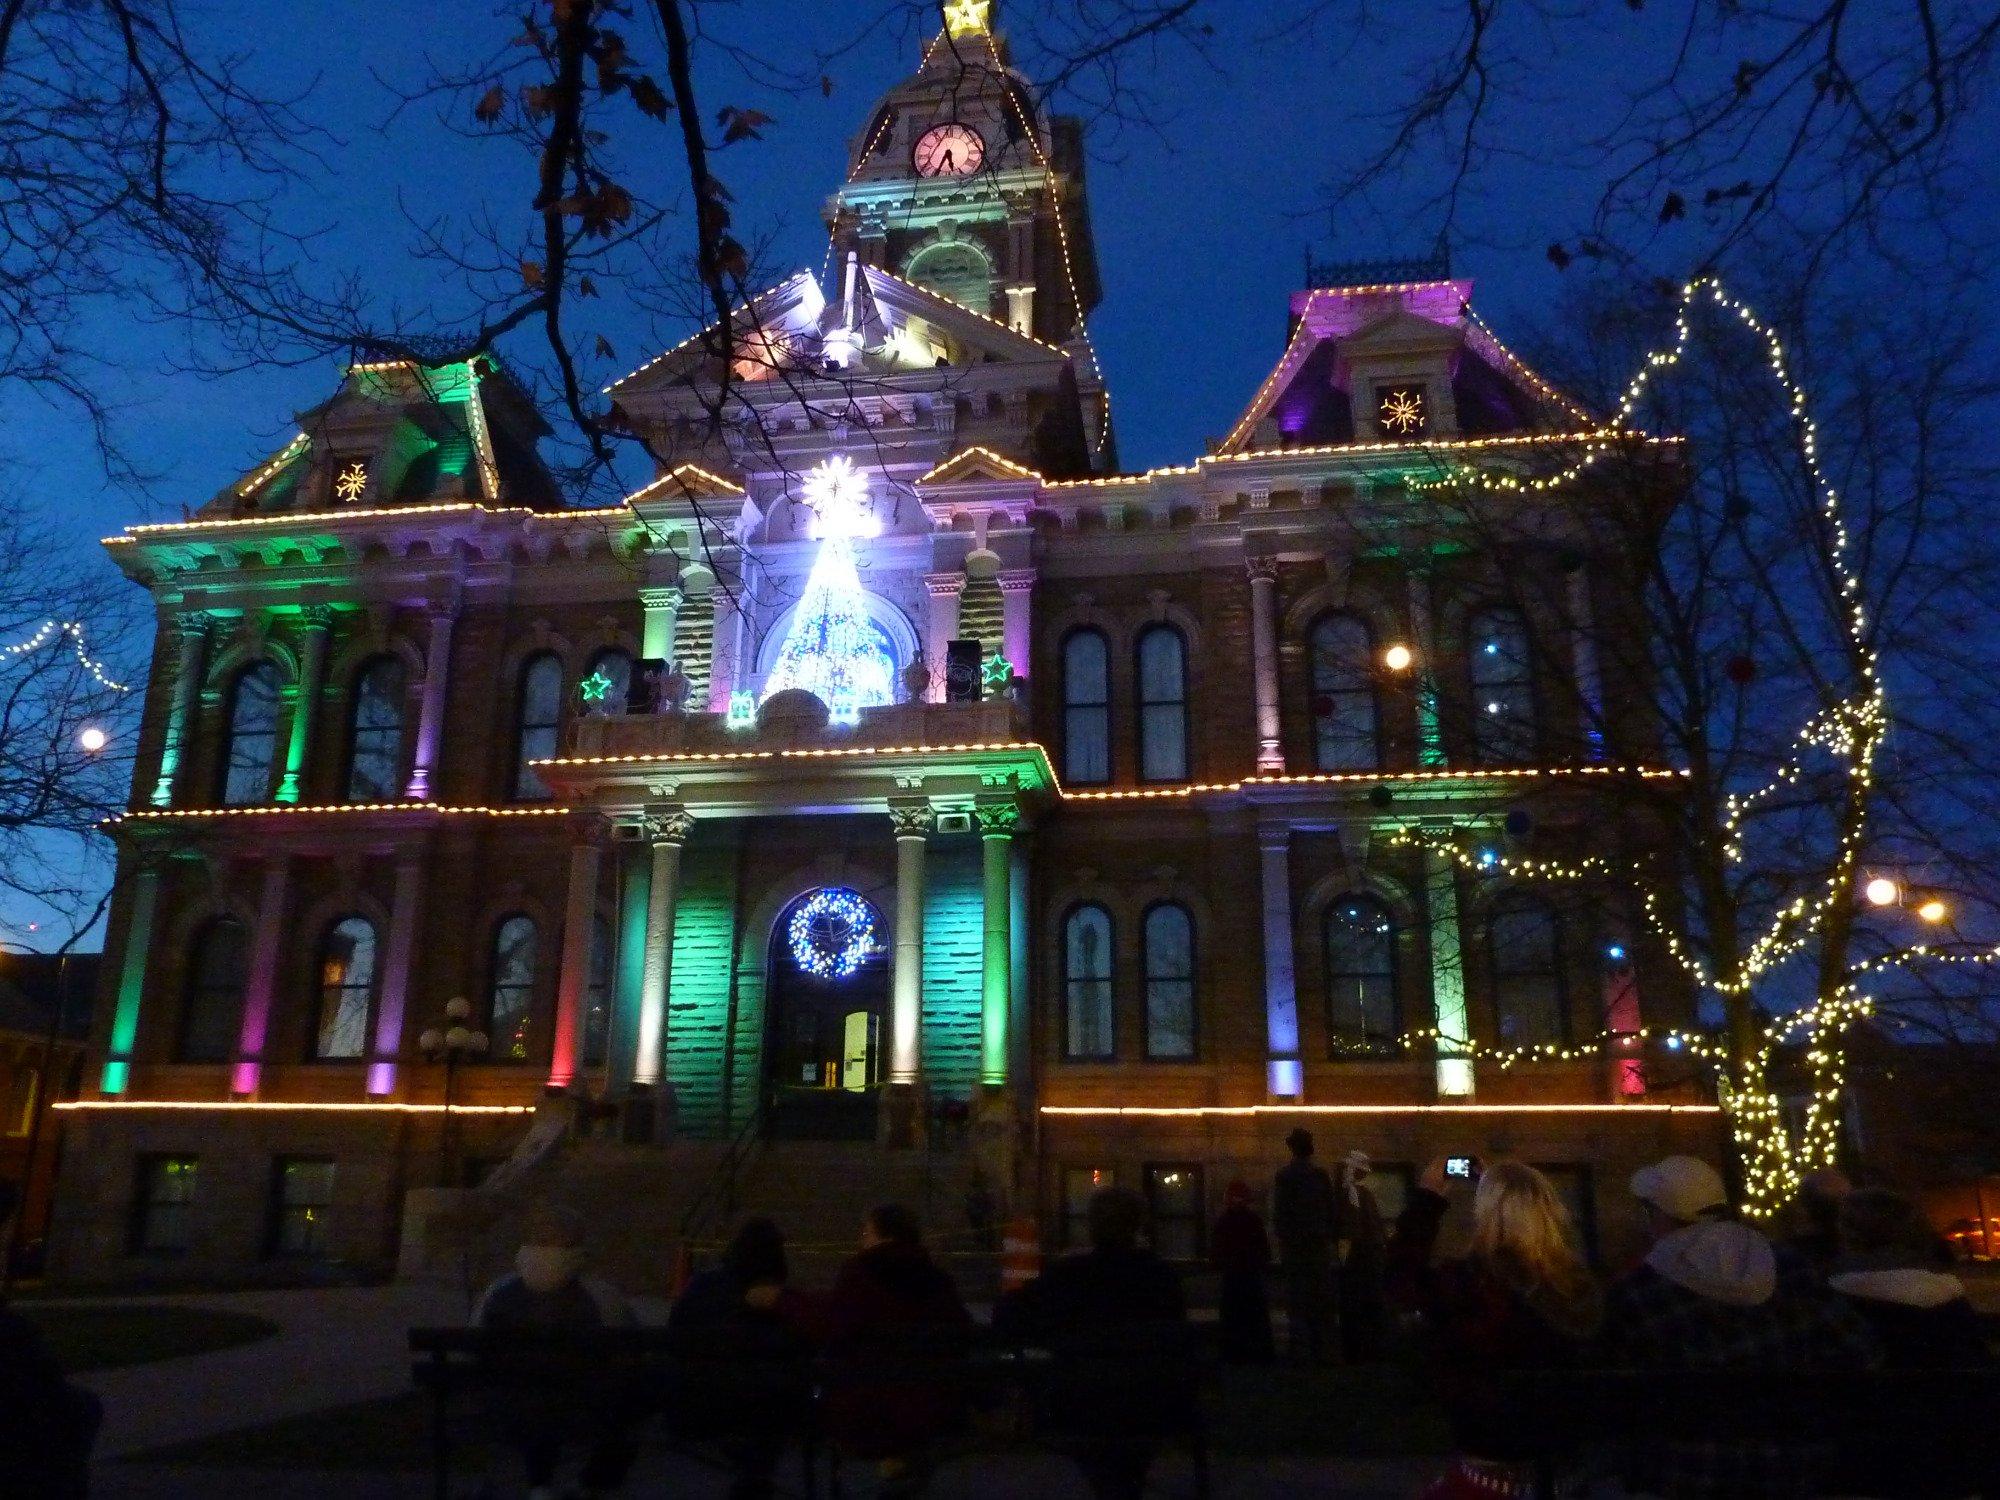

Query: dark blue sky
[11,1,1993,945]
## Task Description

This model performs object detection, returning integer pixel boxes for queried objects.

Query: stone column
[888,800,931,1084]
[707,588,743,712]
[405,607,457,800]
[231,856,294,1096]
[276,606,333,804]
[101,867,162,1095]
[977,800,1018,1087]
[997,569,1035,684]
[1248,558,1284,772]
[367,853,426,1096]
[150,612,211,808]
[1004,286,1035,336]
[923,573,965,702]
[549,818,606,1091]
[1566,571,1607,761]
[633,808,693,1088]
[1406,565,1446,767]
[640,585,683,665]
[1259,826,1303,1098]
[1423,837,1475,1098]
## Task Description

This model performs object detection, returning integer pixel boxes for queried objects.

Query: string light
[916,446,1042,485]
[1040,1102,1722,1118]
[1385,276,1977,1216]
[108,801,574,825]
[2,620,131,692]
[54,1100,532,1116]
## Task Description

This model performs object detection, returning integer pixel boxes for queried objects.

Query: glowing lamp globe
[418,1028,444,1054]
[444,1025,471,1050]
[445,996,473,1021]
[1863,877,1899,907]
[1382,644,1414,672]
[77,725,108,753]
[1917,899,1948,924]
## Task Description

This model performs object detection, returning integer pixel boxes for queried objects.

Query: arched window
[1136,625,1189,783]
[584,911,615,1068]
[1062,904,1114,1060]
[179,918,248,1062]
[581,647,634,717]
[1325,896,1399,1055]
[1468,608,1536,764]
[218,661,283,805]
[488,915,540,1060]
[1310,614,1380,770]
[1060,630,1111,786]
[313,917,379,1059]
[344,656,406,801]
[512,653,564,800]
[1488,893,1567,1047]
[1142,902,1197,1060]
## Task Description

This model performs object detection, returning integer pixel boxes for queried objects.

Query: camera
[1445,1155,1476,1180]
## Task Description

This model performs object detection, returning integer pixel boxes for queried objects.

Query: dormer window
[1376,384,1430,439]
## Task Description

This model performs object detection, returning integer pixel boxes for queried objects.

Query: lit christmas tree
[762,457,896,724]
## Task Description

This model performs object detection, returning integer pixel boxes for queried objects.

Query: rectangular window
[1144,1163,1204,1262]
[267,1156,336,1259]
[131,1155,199,1255]
[1062,1165,1116,1249]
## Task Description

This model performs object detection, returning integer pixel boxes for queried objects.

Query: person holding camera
[1388,1157,1603,1499]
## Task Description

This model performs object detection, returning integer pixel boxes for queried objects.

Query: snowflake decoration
[787,888,878,979]
[1379,389,1426,436]
[334,461,369,502]
[799,455,879,540]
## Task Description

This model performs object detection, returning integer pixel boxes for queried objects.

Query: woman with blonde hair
[1388,1158,1603,1499]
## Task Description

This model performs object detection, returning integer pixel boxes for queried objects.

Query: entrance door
[765,887,888,1140]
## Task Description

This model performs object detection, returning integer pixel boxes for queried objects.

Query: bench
[410,1324,1214,1499]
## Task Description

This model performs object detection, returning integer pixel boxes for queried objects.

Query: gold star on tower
[944,0,991,38]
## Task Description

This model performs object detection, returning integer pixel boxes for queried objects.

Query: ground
[54,1282,1447,1498]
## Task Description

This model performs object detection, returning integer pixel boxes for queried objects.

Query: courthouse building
[50,1,1720,1284]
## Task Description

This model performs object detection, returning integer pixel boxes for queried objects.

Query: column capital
[975,798,1020,836]
[639,584,685,612]
[639,807,695,846]
[924,571,967,599]
[1246,555,1279,585]
[1257,823,1291,854]
[888,799,934,838]
[996,568,1036,594]
[174,610,214,641]
[298,603,336,633]
[566,809,612,847]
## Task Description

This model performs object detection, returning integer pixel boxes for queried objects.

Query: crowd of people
[2,1134,1985,1500]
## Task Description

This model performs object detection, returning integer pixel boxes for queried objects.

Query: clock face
[912,122,985,178]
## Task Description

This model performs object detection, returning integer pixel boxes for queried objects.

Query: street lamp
[1863,876,1900,907]
[1382,643,1414,673]
[76,726,108,754]
[1917,898,1950,924]
[419,997,487,1184]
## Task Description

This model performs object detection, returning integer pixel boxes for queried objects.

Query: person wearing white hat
[1599,1155,1878,1496]
[1332,1149,1390,1361]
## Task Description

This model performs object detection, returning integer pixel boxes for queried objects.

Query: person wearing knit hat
[1600,1157,1879,1497]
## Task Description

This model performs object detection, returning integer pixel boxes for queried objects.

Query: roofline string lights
[1390,276,1985,1217]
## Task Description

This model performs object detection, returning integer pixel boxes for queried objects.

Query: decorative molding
[888,799,934,837]
[975,799,1020,835]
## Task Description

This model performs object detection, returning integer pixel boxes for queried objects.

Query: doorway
[764,887,889,1140]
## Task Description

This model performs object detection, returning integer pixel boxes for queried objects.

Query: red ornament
[1725,655,1756,685]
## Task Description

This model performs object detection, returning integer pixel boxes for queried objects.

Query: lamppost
[419,997,487,1185]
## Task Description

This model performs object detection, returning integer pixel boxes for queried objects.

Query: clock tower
[826,0,1103,351]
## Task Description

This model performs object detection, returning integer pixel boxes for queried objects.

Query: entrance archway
[764,886,890,1139]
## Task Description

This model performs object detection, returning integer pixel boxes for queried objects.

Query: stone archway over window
[905,236,995,316]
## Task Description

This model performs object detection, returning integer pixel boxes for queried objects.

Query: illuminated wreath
[787,888,878,980]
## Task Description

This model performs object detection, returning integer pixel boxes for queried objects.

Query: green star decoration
[982,654,1013,690]
[579,670,614,704]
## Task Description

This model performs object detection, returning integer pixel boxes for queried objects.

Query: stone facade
[50,10,1721,1287]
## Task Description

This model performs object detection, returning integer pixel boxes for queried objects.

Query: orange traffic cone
[998,1215,1041,1295]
